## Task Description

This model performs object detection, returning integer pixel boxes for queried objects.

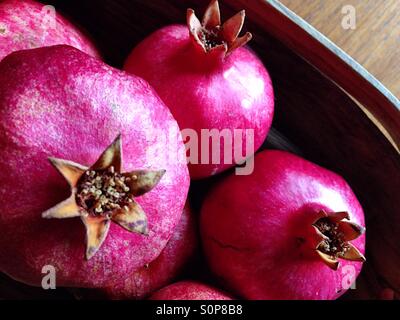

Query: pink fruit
[201,150,366,300]
[0,45,189,289]
[149,280,233,300]
[124,0,274,179]
[0,0,99,61]
[102,204,198,299]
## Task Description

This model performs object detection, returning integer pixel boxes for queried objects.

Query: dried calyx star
[42,134,166,260]
[312,210,365,270]
[187,0,252,56]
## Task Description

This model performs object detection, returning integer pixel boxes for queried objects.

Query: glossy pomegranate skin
[124,25,274,179]
[0,0,99,61]
[102,204,198,299]
[201,150,366,300]
[0,45,189,288]
[149,280,233,300]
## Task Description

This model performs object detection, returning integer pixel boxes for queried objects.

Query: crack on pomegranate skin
[76,165,134,217]
[209,236,253,252]
[314,218,350,258]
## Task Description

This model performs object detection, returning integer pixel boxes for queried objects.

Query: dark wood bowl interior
[1,0,399,299]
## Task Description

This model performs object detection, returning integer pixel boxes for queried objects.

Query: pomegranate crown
[187,0,252,56]
[312,210,366,270]
[42,134,166,260]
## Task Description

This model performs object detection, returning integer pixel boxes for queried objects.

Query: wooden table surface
[280,0,400,98]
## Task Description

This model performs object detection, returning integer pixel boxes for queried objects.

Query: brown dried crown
[312,210,366,270]
[187,0,252,57]
[42,134,166,260]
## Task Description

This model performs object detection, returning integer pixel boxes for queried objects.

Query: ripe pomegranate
[0,45,189,289]
[0,0,99,61]
[149,281,233,300]
[102,204,198,299]
[201,150,366,300]
[124,0,274,179]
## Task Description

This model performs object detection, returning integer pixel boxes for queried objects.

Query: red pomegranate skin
[0,0,99,61]
[124,25,274,179]
[149,281,233,300]
[201,150,366,300]
[0,45,189,288]
[102,204,198,299]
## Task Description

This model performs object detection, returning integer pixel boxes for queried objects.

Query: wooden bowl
[1,0,399,299]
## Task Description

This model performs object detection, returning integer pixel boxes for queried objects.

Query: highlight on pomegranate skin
[200,150,366,300]
[124,0,274,179]
[0,0,100,61]
[149,280,234,300]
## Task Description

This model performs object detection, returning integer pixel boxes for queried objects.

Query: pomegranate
[101,204,198,299]
[201,150,366,300]
[149,280,233,300]
[124,0,274,179]
[0,45,189,288]
[0,0,99,61]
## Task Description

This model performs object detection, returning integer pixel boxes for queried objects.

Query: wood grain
[281,0,400,98]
